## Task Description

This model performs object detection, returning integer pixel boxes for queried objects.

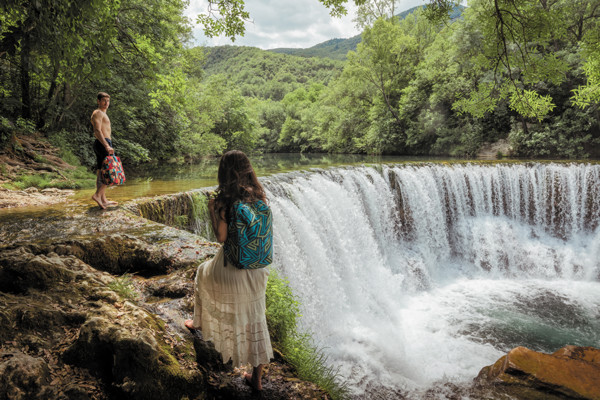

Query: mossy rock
[51,234,173,276]
[63,314,204,400]
[0,351,53,400]
[0,248,75,294]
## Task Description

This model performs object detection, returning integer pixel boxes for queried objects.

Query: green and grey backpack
[224,200,273,269]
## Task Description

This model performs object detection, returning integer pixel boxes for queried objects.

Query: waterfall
[261,163,600,396]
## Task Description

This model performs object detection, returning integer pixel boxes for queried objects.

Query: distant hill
[269,5,465,60]
[202,46,344,100]
[200,5,465,101]
[269,36,362,61]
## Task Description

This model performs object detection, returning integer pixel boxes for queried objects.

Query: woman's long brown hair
[215,150,267,222]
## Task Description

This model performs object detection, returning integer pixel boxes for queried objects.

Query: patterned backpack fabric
[101,155,126,186]
[224,200,273,269]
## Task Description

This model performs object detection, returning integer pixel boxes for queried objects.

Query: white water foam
[261,164,600,396]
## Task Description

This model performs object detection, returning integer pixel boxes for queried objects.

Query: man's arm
[91,111,114,155]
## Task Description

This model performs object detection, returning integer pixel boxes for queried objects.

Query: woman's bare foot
[91,194,106,209]
[184,319,199,331]
[244,366,263,391]
[244,373,262,391]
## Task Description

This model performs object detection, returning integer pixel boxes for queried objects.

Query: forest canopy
[1,0,599,167]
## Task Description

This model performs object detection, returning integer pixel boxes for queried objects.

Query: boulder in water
[476,345,600,399]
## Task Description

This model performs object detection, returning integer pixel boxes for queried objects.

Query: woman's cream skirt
[192,247,273,367]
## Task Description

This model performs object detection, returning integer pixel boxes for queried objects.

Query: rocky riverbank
[0,205,329,400]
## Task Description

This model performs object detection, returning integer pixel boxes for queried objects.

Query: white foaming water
[261,164,600,396]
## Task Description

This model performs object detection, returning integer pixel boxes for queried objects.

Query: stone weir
[125,188,216,241]
[0,204,328,400]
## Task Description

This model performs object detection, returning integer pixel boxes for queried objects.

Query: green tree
[314,74,373,153]
[354,0,400,29]
[278,84,325,152]
[346,18,418,126]
[337,10,438,153]
[247,98,287,152]
[0,0,193,160]
[571,1,600,108]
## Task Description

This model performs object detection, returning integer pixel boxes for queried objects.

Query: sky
[185,0,429,50]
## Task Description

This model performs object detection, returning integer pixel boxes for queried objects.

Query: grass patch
[108,273,139,301]
[58,148,82,166]
[11,173,51,189]
[8,167,96,190]
[266,269,348,400]
[64,166,97,188]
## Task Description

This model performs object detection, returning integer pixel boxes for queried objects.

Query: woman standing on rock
[185,150,274,392]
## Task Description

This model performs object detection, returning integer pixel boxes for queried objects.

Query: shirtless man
[91,92,118,209]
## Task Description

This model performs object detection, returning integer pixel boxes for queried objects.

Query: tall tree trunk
[20,32,32,120]
[38,64,60,130]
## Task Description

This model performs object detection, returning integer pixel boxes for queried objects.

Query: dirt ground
[0,186,75,209]
[0,134,78,209]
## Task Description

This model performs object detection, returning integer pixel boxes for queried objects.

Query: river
[69,153,448,204]
[258,162,600,398]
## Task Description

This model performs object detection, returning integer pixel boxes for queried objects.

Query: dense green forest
[2,0,600,173]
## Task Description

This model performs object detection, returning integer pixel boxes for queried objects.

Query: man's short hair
[97,92,110,101]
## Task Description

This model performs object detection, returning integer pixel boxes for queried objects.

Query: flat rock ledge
[476,345,600,400]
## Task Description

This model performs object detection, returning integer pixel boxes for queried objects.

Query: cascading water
[261,163,600,397]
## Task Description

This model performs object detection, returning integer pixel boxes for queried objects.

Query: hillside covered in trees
[203,46,344,100]
[204,3,600,157]
[1,0,600,173]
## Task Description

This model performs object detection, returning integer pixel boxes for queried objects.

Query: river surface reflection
[71,153,452,205]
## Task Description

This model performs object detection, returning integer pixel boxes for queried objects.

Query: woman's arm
[209,198,228,243]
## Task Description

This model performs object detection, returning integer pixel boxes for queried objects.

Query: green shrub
[47,129,96,169]
[15,117,36,135]
[12,174,50,189]
[68,166,97,182]
[0,116,13,149]
[59,148,82,166]
[11,167,96,190]
[116,138,151,164]
[509,107,599,158]
[266,269,300,342]
[266,269,348,399]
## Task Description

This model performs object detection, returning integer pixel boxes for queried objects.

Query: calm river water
[71,153,451,204]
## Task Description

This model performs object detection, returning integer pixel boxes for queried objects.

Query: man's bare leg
[244,364,264,391]
[92,170,106,209]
